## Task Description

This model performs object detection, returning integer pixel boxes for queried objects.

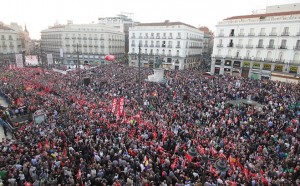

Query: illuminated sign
[243,61,250,67]
[274,65,283,71]
[263,64,271,70]
[289,66,298,73]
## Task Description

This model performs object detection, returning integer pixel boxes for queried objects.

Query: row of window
[219,27,297,37]
[1,35,16,40]
[131,32,202,40]
[218,39,300,49]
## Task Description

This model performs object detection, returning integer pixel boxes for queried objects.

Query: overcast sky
[1,0,299,39]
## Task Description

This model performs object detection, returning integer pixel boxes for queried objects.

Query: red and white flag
[118,97,125,116]
[111,98,118,113]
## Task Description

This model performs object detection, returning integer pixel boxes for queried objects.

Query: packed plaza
[0,63,299,186]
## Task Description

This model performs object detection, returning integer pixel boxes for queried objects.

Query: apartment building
[129,20,204,70]
[211,3,300,81]
[40,21,125,65]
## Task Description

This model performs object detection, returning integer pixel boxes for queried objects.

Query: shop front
[214,67,220,75]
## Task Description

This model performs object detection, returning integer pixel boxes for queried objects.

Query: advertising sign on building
[47,54,53,65]
[15,54,23,68]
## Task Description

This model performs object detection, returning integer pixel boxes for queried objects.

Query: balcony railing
[167,45,172,48]
[100,37,104,40]
[94,45,98,47]
[131,36,135,38]
[176,36,181,39]
[77,37,81,40]
[94,37,98,40]
[227,44,234,47]
[176,45,180,48]
[258,33,266,36]
[256,45,264,48]
[144,44,148,47]
[156,36,160,39]
[248,33,255,36]
[245,45,253,48]
[293,46,300,50]
[217,34,224,37]
[255,57,262,61]
[150,44,154,47]
[269,32,277,36]
[264,58,273,62]
[89,44,93,47]
[229,33,234,37]
[266,45,275,49]
[72,37,76,39]
[217,44,223,47]
[83,37,87,40]
[168,36,173,39]
[236,44,243,48]
[138,36,143,39]
[281,32,289,36]
[131,44,135,47]
[289,60,300,66]
[238,33,245,36]
[65,37,70,39]
[275,59,285,63]
[278,46,287,49]
[162,36,166,39]
[9,44,14,48]
[155,45,160,47]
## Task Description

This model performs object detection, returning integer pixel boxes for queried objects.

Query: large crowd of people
[0,64,299,186]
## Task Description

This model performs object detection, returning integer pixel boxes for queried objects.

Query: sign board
[33,109,46,124]
[15,54,23,68]
[252,63,261,69]
[25,55,39,65]
[60,48,64,58]
[47,54,53,65]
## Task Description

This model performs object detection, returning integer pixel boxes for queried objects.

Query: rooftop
[137,20,196,29]
[224,10,300,20]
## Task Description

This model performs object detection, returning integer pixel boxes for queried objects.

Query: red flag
[197,145,206,155]
[76,169,82,180]
[185,153,193,162]
[25,181,33,186]
[243,168,249,181]
[261,176,268,186]
[210,146,217,156]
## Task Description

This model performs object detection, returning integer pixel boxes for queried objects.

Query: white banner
[60,48,64,58]
[25,55,39,65]
[47,54,53,65]
[15,54,23,68]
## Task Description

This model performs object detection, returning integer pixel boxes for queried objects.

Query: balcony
[155,45,160,48]
[269,32,277,36]
[88,37,92,40]
[144,44,148,47]
[264,58,273,62]
[278,46,287,49]
[89,44,93,47]
[275,59,285,64]
[72,37,76,39]
[258,33,266,36]
[2,45,7,48]
[217,34,224,37]
[131,44,136,47]
[266,45,275,49]
[83,44,87,47]
[227,44,234,47]
[238,33,245,37]
[281,32,289,36]
[138,36,143,39]
[83,37,87,40]
[289,60,300,66]
[229,33,234,37]
[293,46,300,50]
[162,36,166,39]
[167,45,172,48]
[77,37,81,40]
[225,55,232,58]
[100,37,104,40]
[150,36,154,39]
[144,36,148,39]
[167,53,172,57]
[168,36,173,39]
[156,36,160,39]
[248,33,255,36]
[9,44,14,48]
[245,45,253,48]
[236,44,243,48]
[94,45,98,47]
[65,44,70,47]
[176,36,181,39]
[65,37,70,39]
[131,36,135,39]
[176,45,180,48]
[255,57,263,61]
[150,44,154,47]
[100,45,105,48]
[217,44,223,47]
[256,45,264,48]
[72,44,77,47]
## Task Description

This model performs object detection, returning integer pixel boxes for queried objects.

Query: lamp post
[137,43,141,106]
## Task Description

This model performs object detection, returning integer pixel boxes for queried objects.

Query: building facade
[40,21,125,65]
[211,3,300,80]
[98,13,137,54]
[0,22,28,66]
[129,21,204,70]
